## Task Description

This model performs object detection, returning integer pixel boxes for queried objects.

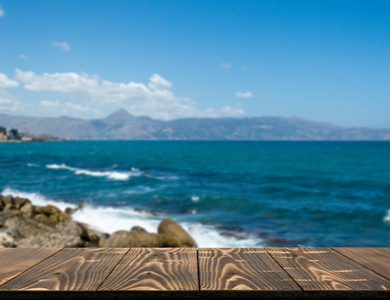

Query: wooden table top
[0,247,389,299]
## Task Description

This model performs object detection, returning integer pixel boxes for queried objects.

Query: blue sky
[0,0,389,127]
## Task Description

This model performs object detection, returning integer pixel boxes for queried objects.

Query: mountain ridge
[0,108,389,140]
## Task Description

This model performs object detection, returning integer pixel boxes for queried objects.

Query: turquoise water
[1,141,389,247]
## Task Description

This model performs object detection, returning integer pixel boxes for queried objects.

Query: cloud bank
[13,69,245,120]
[0,74,19,88]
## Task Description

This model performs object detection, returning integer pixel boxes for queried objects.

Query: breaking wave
[1,187,264,247]
[46,164,141,181]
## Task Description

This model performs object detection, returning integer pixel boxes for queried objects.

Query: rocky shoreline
[0,194,197,248]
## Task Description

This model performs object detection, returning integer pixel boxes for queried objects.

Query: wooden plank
[98,248,198,291]
[0,248,61,286]
[0,248,128,291]
[198,248,301,291]
[267,247,390,291]
[334,248,390,281]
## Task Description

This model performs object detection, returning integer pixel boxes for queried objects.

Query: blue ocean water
[1,141,389,247]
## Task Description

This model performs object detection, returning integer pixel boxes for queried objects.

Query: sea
[1,141,389,247]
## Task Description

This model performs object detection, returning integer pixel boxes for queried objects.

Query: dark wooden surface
[99,248,198,291]
[0,248,128,291]
[334,247,390,281]
[0,247,389,299]
[199,248,300,291]
[0,248,60,286]
[267,247,390,291]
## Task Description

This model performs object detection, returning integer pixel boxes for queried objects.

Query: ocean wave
[27,163,39,167]
[181,223,264,247]
[73,209,264,247]
[1,187,265,247]
[191,195,200,202]
[46,164,141,181]
[384,210,390,222]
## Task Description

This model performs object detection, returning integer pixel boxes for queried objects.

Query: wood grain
[198,248,301,291]
[267,247,390,291]
[99,248,198,291]
[0,248,61,287]
[334,248,390,281]
[0,248,128,291]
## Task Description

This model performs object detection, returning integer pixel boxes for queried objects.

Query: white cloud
[0,5,4,17]
[148,74,172,90]
[220,62,232,70]
[52,42,70,51]
[235,91,254,98]
[0,73,19,88]
[40,99,102,118]
[65,102,99,113]
[0,97,22,112]
[19,54,29,59]
[40,100,61,108]
[15,69,246,120]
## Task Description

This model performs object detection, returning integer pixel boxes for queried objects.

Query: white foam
[191,195,200,202]
[27,163,39,167]
[182,223,264,247]
[46,164,141,181]
[384,210,390,222]
[72,206,161,233]
[1,187,265,247]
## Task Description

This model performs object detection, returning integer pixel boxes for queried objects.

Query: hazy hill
[1,109,390,140]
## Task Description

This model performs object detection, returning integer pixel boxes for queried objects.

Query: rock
[16,220,89,248]
[105,226,165,248]
[17,232,85,248]
[33,205,71,224]
[0,196,4,210]
[3,203,13,212]
[3,195,13,206]
[89,234,100,245]
[98,233,110,247]
[6,227,24,240]
[0,231,16,248]
[158,218,197,248]
[0,195,197,249]
[34,214,51,223]
[34,205,62,216]
[65,207,73,215]
[13,197,30,209]
[0,212,14,228]
[105,230,136,247]
[48,212,71,223]
[8,209,22,216]
[130,226,148,234]
[20,202,34,218]
[128,226,163,247]
[65,202,85,216]
[4,215,55,237]
[56,221,90,242]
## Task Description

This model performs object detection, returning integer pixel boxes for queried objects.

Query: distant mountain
[1,109,390,140]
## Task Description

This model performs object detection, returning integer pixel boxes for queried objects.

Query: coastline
[0,194,197,248]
